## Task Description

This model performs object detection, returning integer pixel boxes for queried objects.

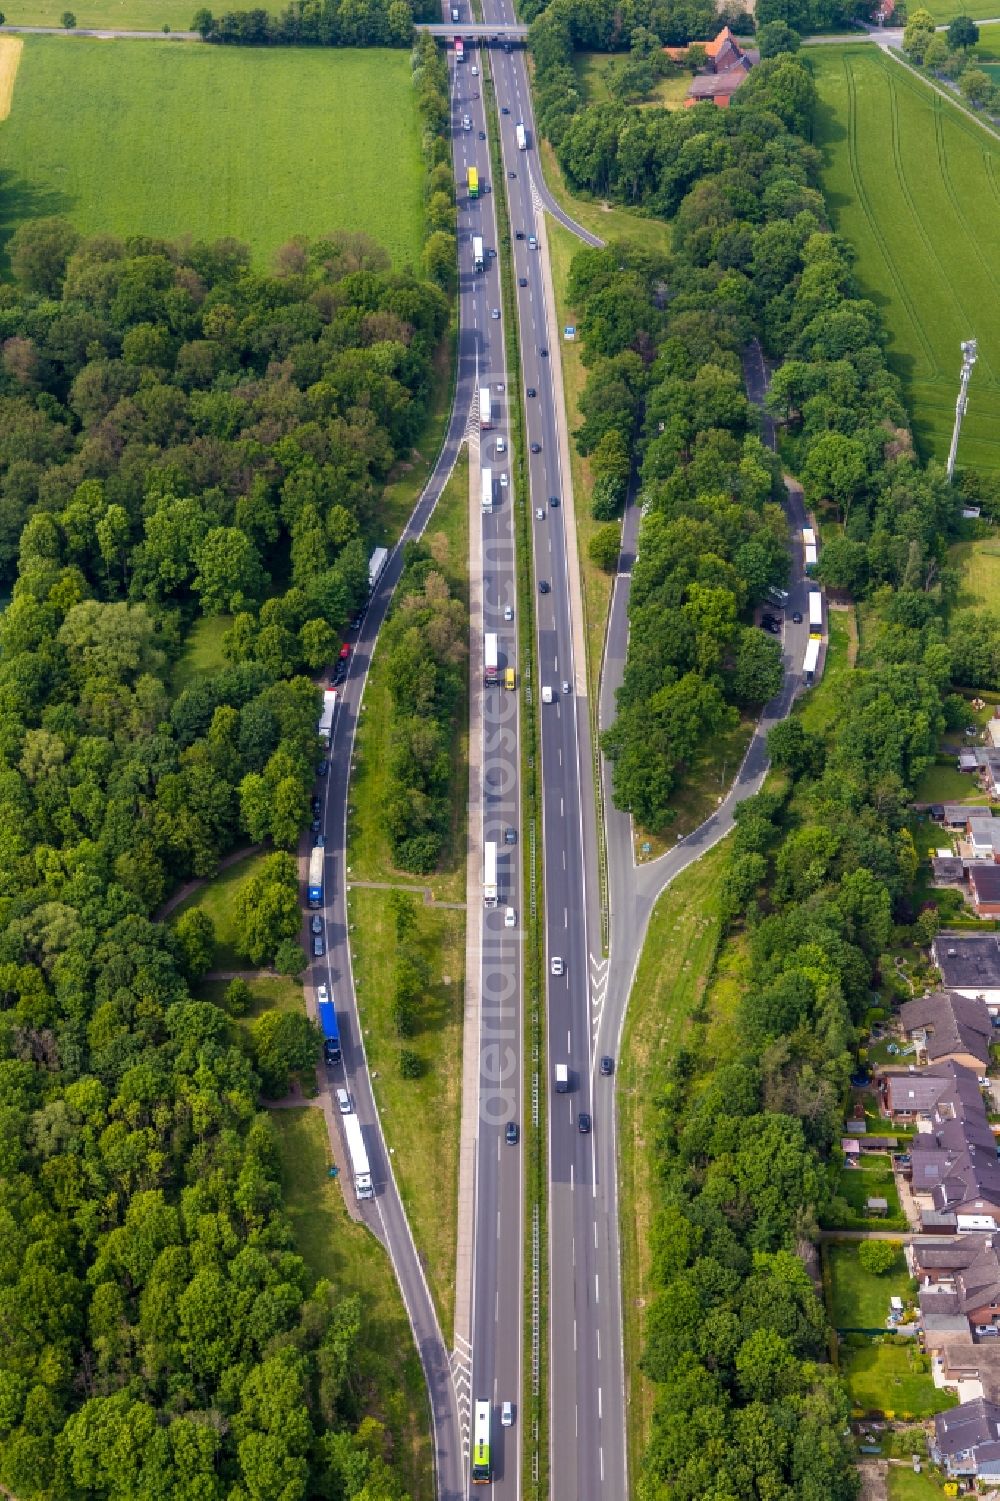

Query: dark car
[505,1121,518,1144]
[578,1112,591,1134]
[791,610,803,624]
[527,387,536,398]
[310,915,323,935]
[762,618,781,635]
[311,798,322,817]
[479,130,486,139]
[504,826,517,845]
[518,277,528,287]
[539,346,548,357]
[515,229,524,239]
[549,495,560,507]
[317,758,329,777]
[509,169,516,178]
[539,580,550,594]
[501,105,510,114]
[312,934,325,957]
[530,442,541,453]
[310,816,322,835]
[600,1055,614,1076]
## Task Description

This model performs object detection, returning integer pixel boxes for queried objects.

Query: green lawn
[912,762,983,802]
[811,45,1000,470]
[0,40,425,269]
[349,448,469,902]
[346,886,464,1339]
[826,1241,912,1329]
[171,614,231,694]
[1,0,278,24]
[798,607,855,738]
[169,851,269,969]
[951,536,1000,608]
[573,49,691,110]
[888,1467,951,1500]
[841,1341,957,1419]
[619,838,730,1475]
[826,1154,906,1230]
[199,972,303,1018]
[270,1108,432,1501]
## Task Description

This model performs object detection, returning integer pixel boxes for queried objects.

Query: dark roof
[973,866,1000,904]
[912,1235,996,1274]
[885,1071,953,1114]
[906,1062,1000,1218]
[935,1398,1000,1458]
[943,803,976,824]
[900,991,992,1068]
[933,935,1000,993]
[932,856,966,884]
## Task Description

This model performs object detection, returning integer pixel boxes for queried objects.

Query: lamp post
[947,338,978,481]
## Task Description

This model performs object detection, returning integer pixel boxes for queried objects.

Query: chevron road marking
[451,1337,473,1454]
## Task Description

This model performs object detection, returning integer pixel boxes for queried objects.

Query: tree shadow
[0,169,74,278]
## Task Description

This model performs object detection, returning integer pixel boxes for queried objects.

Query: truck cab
[555,1064,569,1092]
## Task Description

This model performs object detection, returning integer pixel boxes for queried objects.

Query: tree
[923,33,951,68]
[589,523,621,572]
[191,9,215,38]
[193,527,266,614]
[903,8,936,60]
[731,627,783,707]
[858,1240,899,1275]
[801,432,867,521]
[224,977,252,1016]
[61,9,75,23]
[757,20,800,56]
[8,217,80,296]
[252,1011,318,1098]
[173,908,216,978]
[423,231,456,293]
[948,13,979,47]
[961,66,993,106]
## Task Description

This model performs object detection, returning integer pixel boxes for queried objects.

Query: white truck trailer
[516,122,527,150]
[479,386,492,429]
[803,635,821,683]
[343,1112,373,1200]
[368,546,388,595]
[481,466,493,512]
[484,840,498,907]
[808,590,823,630]
[318,687,337,742]
[484,632,499,687]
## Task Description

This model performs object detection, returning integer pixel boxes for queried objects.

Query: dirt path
[347,878,467,911]
[154,844,262,921]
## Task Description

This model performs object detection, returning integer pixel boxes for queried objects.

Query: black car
[518,277,528,287]
[317,759,329,777]
[479,130,486,140]
[311,794,322,811]
[578,1112,591,1134]
[505,826,517,845]
[791,610,803,624]
[530,442,541,453]
[515,229,524,239]
[761,618,781,635]
[509,170,516,178]
[539,580,550,594]
[505,1121,518,1144]
[501,105,510,114]
[539,346,548,357]
[310,915,323,935]
[310,816,322,835]
[527,387,536,398]
[600,1055,614,1076]
[312,935,324,957]
[549,496,560,507]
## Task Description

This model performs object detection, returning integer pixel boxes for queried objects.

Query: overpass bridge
[420,21,529,38]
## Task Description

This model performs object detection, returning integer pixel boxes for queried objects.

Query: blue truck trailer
[317,988,341,1065]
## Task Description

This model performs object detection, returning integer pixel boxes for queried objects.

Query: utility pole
[947,338,978,481]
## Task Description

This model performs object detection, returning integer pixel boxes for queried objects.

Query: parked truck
[318,687,337,743]
[803,635,821,683]
[484,632,499,686]
[317,990,341,1065]
[808,590,823,630]
[515,122,527,150]
[454,35,464,61]
[472,235,484,272]
[804,543,818,573]
[308,846,324,909]
[481,466,493,513]
[368,546,388,595]
[343,1112,373,1200]
[479,386,492,430]
[484,839,498,907]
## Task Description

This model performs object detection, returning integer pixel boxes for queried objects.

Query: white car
[535,507,544,520]
[504,605,513,621]
[551,956,564,976]
[501,1401,513,1427]
[500,472,508,488]
[471,63,479,75]
[336,1088,352,1115]
[317,983,330,1007]
[505,906,516,928]
[496,436,506,455]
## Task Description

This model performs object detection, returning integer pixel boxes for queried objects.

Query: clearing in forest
[0,39,425,268]
[811,45,1000,471]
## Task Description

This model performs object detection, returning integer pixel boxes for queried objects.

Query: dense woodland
[525,17,1000,1499]
[0,219,451,1498]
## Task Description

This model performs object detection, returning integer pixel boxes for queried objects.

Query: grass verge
[798,607,856,738]
[618,838,731,1475]
[633,715,755,860]
[270,1107,433,1501]
[348,446,470,903]
[0,40,426,269]
[379,323,460,544]
[825,1242,912,1329]
[168,850,267,969]
[346,887,464,1342]
[840,1341,957,1419]
[536,134,670,252]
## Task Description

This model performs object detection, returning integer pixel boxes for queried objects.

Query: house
[969,817,1000,859]
[973,866,1000,919]
[933,934,1000,1009]
[943,803,976,828]
[956,749,1000,797]
[932,1398,1000,1480]
[932,855,968,887]
[904,1063,1000,1232]
[663,28,759,109]
[899,992,992,1072]
[988,718,1000,751]
[912,1235,1000,1329]
[881,1069,955,1121]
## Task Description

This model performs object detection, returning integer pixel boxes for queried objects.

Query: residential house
[942,803,976,828]
[933,934,1000,1009]
[899,992,992,1073]
[969,817,1000,860]
[911,1235,1000,1330]
[955,747,1000,797]
[932,855,968,887]
[932,1398,1000,1480]
[904,1063,1000,1232]
[881,1069,955,1122]
[663,28,759,108]
[988,718,1000,751]
[973,865,1000,919]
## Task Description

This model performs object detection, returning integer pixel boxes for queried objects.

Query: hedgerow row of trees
[0,219,449,1498]
[191,0,434,46]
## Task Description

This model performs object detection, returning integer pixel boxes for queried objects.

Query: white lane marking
[564,907,568,928]
[496,1289,499,1321]
[598,1388,602,1419]
[595,1274,600,1304]
[497,1137,501,1161]
[600,1449,605,1482]
[560,797,564,816]
[573,1319,577,1351]
[558,748,562,767]
[570,1162,574,1191]
[594,1222,598,1249]
[597,1328,601,1360]
[567,1030,571,1051]
[563,851,567,869]
[497,1210,501,1240]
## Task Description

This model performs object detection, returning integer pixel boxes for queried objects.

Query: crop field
[0,39,425,268]
[811,46,1000,470]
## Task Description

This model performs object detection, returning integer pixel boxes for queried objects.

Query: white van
[336,1088,352,1115]
[541,685,553,703]
[555,1063,569,1092]
[501,1401,513,1427]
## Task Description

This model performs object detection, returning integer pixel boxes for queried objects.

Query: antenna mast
[947,338,978,481]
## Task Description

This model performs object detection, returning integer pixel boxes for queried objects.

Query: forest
[0,220,450,1499]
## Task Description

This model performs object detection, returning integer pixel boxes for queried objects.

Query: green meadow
[811,45,1000,470]
[0,39,425,267]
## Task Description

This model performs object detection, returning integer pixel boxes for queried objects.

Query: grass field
[573,49,692,110]
[951,535,1000,608]
[840,1341,957,1418]
[826,1154,907,1229]
[912,761,986,802]
[0,39,425,268]
[171,613,231,693]
[811,45,1000,470]
[888,1468,950,1500]
[618,839,730,1474]
[170,850,268,969]
[826,1241,912,1329]
[271,1108,432,1501]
